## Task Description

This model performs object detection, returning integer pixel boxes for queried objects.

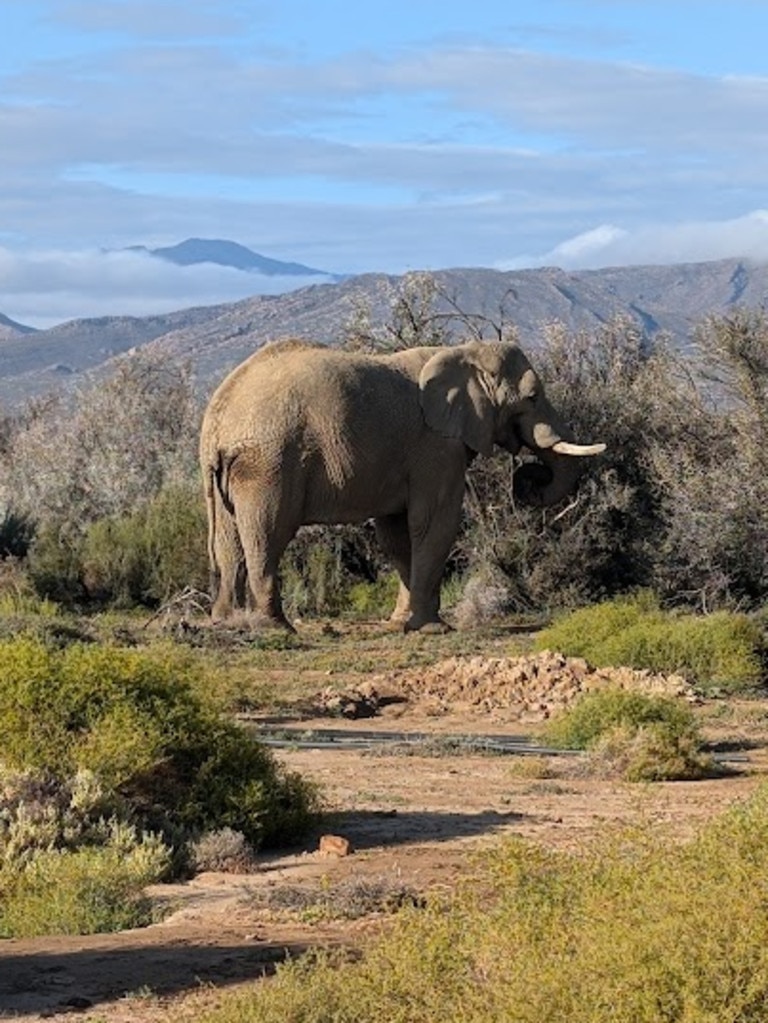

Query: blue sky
[3,0,768,326]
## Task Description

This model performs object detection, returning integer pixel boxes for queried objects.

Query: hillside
[0,257,766,408]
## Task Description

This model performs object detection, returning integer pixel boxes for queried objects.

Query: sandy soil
[2,647,766,1023]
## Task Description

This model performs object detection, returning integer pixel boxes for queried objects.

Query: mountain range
[0,247,766,409]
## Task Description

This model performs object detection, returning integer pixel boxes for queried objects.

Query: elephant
[200,338,605,632]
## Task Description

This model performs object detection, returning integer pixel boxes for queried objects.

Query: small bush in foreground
[541,687,710,780]
[197,785,768,1023]
[0,638,320,850]
[536,593,766,693]
[0,827,168,937]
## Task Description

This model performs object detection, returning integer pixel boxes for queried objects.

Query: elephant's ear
[418,345,499,455]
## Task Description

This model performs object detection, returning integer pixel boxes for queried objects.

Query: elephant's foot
[404,615,453,634]
[210,607,296,634]
[253,612,297,635]
[383,618,407,633]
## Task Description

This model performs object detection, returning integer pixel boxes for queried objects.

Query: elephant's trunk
[513,416,605,508]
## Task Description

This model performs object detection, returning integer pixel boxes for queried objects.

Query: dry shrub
[452,568,514,629]
[256,874,422,921]
[190,828,258,874]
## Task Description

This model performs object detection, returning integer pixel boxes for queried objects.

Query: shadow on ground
[317,807,524,851]
[0,936,308,1016]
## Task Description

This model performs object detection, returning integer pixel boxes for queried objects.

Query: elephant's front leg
[405,487,464,633]
[374,513,412,626]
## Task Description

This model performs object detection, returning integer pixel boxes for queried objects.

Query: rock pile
[377,650,694,721]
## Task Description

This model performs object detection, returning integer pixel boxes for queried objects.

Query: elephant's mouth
[512,461,554,505]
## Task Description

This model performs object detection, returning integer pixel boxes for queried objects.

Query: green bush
[588,722,712,782]
[541,687,711,781]
[29,483,209,608]
[0,827,168,937]
[197,785,768,1023]
[345,572,401,619]
[536,594,766,693]
[0,638,320,849]
[81,483,208,606]
[542,686,698,751]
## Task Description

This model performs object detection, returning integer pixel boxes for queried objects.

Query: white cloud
[499,210,768,271]
[0,248,332,328]
[4,4,768,309]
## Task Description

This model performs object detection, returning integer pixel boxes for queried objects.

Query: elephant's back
[201,340,426,472]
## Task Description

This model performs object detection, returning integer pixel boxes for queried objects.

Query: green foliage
[0,638,320,849]
[0,768,171,937]
[281,525,384,619]
[588,721,712,783]
[28,484,208,608]
[536,594,766,693]
[541,686,697,751]
[80,483,208,605]
[345,572,401,619]
[540,687,711,781]
[197,785,768,1023]
[0,825,168,937]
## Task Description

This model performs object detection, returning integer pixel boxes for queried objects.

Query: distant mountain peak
[0,311,37,337]
[131,238,335,278]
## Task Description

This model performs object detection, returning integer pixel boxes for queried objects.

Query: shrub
[0,824,169,937]
[80,483,208,606]
[541,687,711,781]
[281,524,383,618]
[0,638,320,850]
[28,483,208,608]
[452,567,514,629]
[345,572,400,619]
[536,594,766,693]
[588,722,712,782]
[541,686,698,751]
[190,828,257,873]
[0,768,172,938]
[5,350,199,531]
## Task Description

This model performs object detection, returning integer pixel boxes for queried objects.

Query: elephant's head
[419,340,605,507]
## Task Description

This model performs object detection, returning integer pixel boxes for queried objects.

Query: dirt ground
[2,637,767,1023]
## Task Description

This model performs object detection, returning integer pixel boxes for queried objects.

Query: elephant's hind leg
[209,487,247,621]
[231,485,297,631]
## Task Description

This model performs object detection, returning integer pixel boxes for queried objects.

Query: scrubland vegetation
[197,786,768,1023]
[3,281,768,619]
[2,279,768,1022]
[0,637,319,937]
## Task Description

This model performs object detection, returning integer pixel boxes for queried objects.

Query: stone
[318,834,352,857]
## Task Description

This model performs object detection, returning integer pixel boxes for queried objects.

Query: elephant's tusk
[551,441,607,456]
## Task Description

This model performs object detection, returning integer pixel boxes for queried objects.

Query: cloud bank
[0,248,333,328]
[500,211,768,271]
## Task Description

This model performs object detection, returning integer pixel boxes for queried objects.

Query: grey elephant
[200,338,605,631]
